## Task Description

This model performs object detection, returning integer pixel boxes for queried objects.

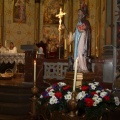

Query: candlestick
[56,8,66,59]
[73,57,78,91]
[34,60,36,83]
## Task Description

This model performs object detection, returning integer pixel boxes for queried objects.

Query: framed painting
[43,0,63,24]
[13,0,26,23]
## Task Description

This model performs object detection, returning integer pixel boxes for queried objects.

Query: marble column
[34,0,40,43]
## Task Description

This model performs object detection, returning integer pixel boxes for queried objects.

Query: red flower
[45,96,50,98]
[63,85,70,91]
[81,86,89,91]
[104,96,110,101]
[55,92,62,99]
[91,91,97,96]
[53,83,57,86]
[84,98,94,107]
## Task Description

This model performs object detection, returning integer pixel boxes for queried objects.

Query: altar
[0,53,25,73]
[0,53,25,64]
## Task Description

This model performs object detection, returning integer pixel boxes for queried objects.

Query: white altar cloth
[0,53,25,64]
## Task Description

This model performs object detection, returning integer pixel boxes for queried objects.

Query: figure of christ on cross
[56,8,66,59]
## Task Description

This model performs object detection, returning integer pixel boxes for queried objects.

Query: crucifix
[56,8,66,59]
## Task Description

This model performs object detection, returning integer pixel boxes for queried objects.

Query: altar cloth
[0,53,25,64]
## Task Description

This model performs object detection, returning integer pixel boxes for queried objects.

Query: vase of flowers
[76,82,120,120]
[38,82,72,113]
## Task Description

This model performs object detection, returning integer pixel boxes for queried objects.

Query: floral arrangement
[38,82,72,112]
[38,81,120,120]
[76,82,120,119]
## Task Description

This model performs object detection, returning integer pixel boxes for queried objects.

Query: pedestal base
[65,72,95,87]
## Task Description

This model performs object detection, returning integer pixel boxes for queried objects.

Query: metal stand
[67,92,77,117]
[56,8,66,59]
[64,50,67,59]
[30,82,39,120]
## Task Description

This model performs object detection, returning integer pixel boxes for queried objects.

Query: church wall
[3,0,35,52]
[0,0,112,57]
[88,0,107,57]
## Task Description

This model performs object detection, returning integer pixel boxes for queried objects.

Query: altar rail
[43,62,68,80]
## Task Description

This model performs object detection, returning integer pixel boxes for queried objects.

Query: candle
[69,32,72,43]
[64,39,66,50]
[5,40,7,47]
[73,57,78,91]
[34,60,36,83]
[36,51,38,58]
[69,44,71,52]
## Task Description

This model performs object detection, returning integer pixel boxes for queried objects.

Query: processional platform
[65,71,95,87]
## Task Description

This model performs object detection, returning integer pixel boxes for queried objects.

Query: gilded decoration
[42,0,65,53]
[43,25,64,48]
[43,0,62,24]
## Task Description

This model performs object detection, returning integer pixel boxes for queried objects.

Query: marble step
[0,102,31,116]
[0,92,32,103]
[0,114,29,120]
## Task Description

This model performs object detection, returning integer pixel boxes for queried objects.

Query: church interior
[0,0,120,120]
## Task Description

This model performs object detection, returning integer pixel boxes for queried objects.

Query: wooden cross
[56,8,66,59]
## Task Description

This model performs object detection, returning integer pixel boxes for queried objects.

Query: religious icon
[13,0,26,23]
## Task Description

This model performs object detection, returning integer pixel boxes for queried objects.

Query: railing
[43,62,68,80]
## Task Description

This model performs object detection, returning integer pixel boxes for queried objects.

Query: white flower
[92,94,102,104]
[88,83,94,86]
[76,91,87,100]
[93,101,97,106]
[49,96,58,105]
[114,97,120,106]
[96,90,101,93]
[88,83,97,90]
[64,91,72,101]
[105,89,112,93]
[91,85,96,90]
[98,97,102,102]
[93,82,99,86]
[40,95,43,98]
[67,91,72,94]
[95,98,102,104]
[49,88,54,92]
[92,95,102,106]
[64,94,72,101]
[46,86,52,92]
[100,91,108,98]
[92,94,99,101]
[57,82,66,87]
[48,91,55,96]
